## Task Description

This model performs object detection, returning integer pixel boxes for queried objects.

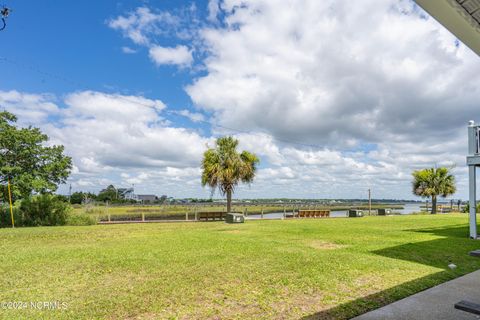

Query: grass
[0,214,479,319]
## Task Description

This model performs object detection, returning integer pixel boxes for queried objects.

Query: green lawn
[0,214,479,319]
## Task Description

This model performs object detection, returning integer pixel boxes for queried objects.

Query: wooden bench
[197,211,226,221]
[297,210,330,218]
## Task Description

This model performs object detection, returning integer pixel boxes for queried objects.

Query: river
[245,203,425,220]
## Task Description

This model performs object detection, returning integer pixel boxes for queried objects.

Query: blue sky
[1,0,480,199]
[3,1,196,115]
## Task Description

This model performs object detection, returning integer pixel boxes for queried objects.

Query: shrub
[462,202,480,213]
[0,204,22,228]
[65,212,97,226]
[20,194,71,226]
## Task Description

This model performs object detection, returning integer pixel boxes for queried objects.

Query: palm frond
[412,167,456,199]
[200,136,259,198]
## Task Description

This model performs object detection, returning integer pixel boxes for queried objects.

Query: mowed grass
[1,214,479,319]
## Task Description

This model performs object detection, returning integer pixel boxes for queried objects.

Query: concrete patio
[353,269,480,320]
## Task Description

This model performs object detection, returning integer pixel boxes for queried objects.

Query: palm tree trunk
[431,195,437,214]
[226,189,232,213]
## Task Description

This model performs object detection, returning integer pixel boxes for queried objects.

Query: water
[245,210,348,220]
[245,203,424,220]
[245,212,286,220]
[398,203,422,214]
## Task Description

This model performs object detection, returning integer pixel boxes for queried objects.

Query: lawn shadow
[302,224,480,320]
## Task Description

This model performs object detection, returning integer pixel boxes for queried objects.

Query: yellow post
[7,178,14,228]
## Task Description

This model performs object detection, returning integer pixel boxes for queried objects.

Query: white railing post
[468,121,478,239]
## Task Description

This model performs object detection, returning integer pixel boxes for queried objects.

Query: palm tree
[201,136,259,213]
[412,167,456,214]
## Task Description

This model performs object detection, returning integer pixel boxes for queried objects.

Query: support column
[468,121,478,239]
[469,166,477,239]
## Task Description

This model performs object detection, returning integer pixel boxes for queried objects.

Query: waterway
[245,203,425,220]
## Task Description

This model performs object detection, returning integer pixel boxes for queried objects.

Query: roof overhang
[415,0,480,56]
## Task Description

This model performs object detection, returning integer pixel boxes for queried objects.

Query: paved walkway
[353,270,480,320]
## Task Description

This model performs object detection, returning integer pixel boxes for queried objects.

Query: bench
[296,210,330,218]
[377,208,391,216]
[197,211,226,221]
[348,209,363,217]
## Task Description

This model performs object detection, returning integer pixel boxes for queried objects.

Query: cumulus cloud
[0,90,59,124]
[107,7,178,45]
[175,109,206,123]
[187,0,480,149]
[1,88,470,199]
[149,45,193,66]
[57,91,208,171]
[0,90,211,196]
[234,132,285,166]
[108,6,196,69]
[207,0,220,22]
[122,46,137,54]
[5,0,478,199]
[64,91,166,122]
[181,0,480,198]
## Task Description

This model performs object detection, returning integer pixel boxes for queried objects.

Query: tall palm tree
[412,167,456,214]
[201,136,259,213]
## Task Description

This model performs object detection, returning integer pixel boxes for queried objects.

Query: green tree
[70,191,84,205]
[201,136,259,213]
[70,191,96,204]
[0,111,72,200]
[70,191,97,204]
[97,185,118,202]
[412,167,456,214]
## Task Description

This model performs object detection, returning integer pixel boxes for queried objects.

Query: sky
[1,0,479,200]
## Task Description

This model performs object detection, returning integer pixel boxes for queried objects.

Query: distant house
[117,188,137,201]
[137,195,158,204]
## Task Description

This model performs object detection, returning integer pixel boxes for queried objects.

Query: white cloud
[107,7,178,45]
[176,109,206,122]
[149,45,193,67]
[234,132,285,166]
[1,88,470,199]
[4,1,479,200]
[0,90,59,124]
[57,92,207,172]
[207,0,220,22]
[108,6,198,69]
[122,46,137,54]
[179,0,480,199]
[0,90,212,196]
[186,0,480,149]
[64,91,166,122]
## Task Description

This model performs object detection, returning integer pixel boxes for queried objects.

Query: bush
[462,202,480,213]
[0,204,22,228]
[20,194,71,226]
[65,212,97,226]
